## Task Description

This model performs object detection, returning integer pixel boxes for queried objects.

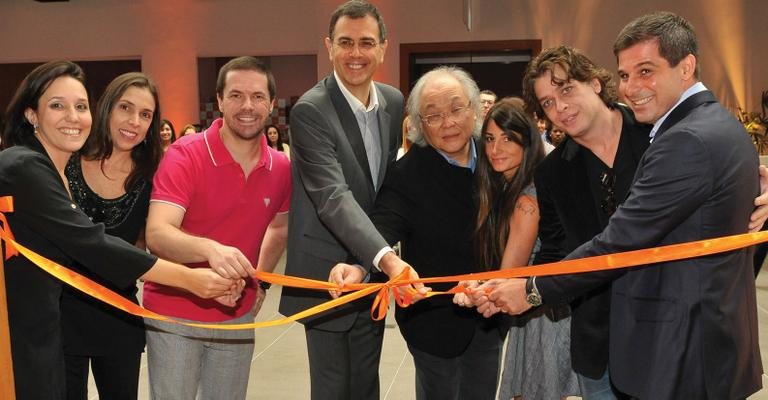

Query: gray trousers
[145,311,256,400]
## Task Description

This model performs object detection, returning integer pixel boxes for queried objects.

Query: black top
[1,137,157,399]
[372,142,500,358]
[61,155,151,356]
[533,104,650,378]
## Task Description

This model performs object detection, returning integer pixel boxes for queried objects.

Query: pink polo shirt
[143,118,291,322]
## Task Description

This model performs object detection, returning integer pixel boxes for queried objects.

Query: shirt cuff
[373,246,394,272]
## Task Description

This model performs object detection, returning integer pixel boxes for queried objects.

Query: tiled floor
[91,255,768,399]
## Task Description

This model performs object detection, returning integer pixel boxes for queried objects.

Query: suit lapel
[375,83,391,190]
[655,90,716,139]
[326,76,375,189]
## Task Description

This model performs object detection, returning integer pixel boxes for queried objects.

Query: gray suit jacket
[279,74,403,331]
[536,91,762,399]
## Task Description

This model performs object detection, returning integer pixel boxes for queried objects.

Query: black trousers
[305,310,385,400]
[64,352,142,400]
[408,323,503,400]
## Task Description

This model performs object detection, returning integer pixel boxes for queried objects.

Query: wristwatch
[525,277,542,307]
[258,280,272,292]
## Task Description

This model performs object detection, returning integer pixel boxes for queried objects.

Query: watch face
[526,292,542,307]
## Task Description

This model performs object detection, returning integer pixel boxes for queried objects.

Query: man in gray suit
[475,12,763,399]
[278,1,420,399]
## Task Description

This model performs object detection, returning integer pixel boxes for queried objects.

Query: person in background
[62,72,164,400]
[160,118,176,152]
[479,89,497,118]
[266,124,290,159]
[547,125,567,147]
[1,60,240,400]
[464,98,580,399]
[179,123,197,137]
[397,114,414,159]
[144,56,290,400]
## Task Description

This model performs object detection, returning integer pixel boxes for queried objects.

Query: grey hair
[406,66,482,147]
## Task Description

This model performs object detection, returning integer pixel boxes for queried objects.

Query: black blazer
[533,104,650,378]
[371,142,498,358]
[536,91,763,399]
[279,75,403,331]
[0,138,156,399]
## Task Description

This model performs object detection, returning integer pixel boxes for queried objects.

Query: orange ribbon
[1,194,767,330]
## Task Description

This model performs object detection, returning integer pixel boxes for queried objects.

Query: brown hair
[522,45,616,119]
[215,56,276,100]
[474,98,544,270]
[81,72,163,191]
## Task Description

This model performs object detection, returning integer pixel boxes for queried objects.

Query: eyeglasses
[334,38,380,52]
[599,169,617,215]
[420,104,472,127]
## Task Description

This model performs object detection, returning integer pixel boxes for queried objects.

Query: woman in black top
[1,61,241,399]
[62,72,163,400]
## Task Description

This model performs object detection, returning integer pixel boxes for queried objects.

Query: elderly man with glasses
[331,65,504,399]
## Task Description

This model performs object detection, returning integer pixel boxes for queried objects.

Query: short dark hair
[480,90,497,99]
[215,56,276,100]
[328,0,387,42]
[613,11,700,79]
[81,72,163,191]
[2,60,87,149]
[522,45,617,119]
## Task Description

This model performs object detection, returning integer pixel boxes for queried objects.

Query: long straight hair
[474,98,544,270]
[80,72,163,191]
[265,124,285,152]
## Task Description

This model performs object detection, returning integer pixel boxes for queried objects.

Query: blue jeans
[578,368,618,400]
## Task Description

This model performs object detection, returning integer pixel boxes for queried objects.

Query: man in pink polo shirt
[143,56,291,399]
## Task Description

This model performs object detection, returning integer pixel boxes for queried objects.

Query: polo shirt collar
[203,118,273,171]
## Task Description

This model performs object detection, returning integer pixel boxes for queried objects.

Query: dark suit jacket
[533,104,650,378]
[371,143,498,358]
[279,74,403,331]
[1,137,156,399]
[536,91,763,399]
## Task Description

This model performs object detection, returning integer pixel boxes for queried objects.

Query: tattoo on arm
[516,202,537,215]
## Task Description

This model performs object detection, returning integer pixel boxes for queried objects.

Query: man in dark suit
[278,2,416,399]
[476,12,763,399]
